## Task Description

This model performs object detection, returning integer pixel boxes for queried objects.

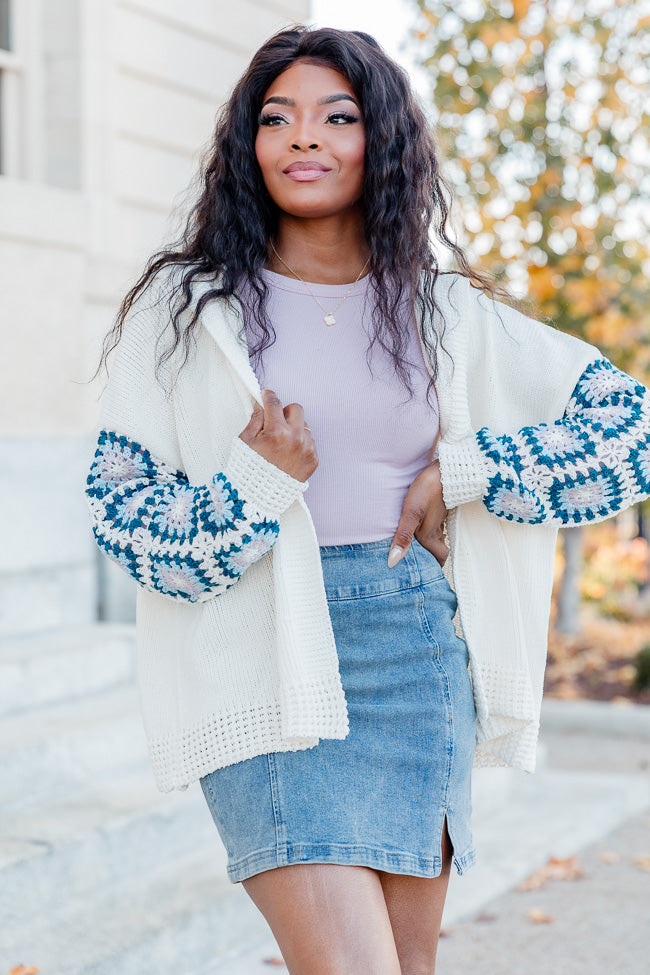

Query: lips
[283,161,332,182]
[284,161,331,173]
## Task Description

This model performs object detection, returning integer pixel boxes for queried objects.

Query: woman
[86,25,650,975]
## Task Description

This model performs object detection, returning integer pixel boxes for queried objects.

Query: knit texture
[439,357,650,525]
[417,275,650,772]
[477,358,650,524]
[85,266,650,788]
[438,434,492,509]
[86,430,307,602]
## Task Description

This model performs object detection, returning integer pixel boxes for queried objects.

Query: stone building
[0,0,310,635]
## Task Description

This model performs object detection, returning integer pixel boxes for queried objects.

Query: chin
[276,197,358,220]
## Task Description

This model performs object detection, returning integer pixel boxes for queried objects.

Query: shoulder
[125,263,191,329]
[427,271,602,400]
[435,272,591,361]
[118,263,223,358]
[423,271,490,352]
[428,270,494,327]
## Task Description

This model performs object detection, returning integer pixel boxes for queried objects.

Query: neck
[267,209,370,285]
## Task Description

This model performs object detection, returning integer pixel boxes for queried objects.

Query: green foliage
[632,643,650,690]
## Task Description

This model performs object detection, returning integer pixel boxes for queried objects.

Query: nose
[291,139,320,150]
[289,114,320,152]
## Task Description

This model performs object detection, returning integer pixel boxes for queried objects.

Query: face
[255,60,366,220]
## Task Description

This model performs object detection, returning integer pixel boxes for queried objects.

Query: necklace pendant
[323,313,336,327]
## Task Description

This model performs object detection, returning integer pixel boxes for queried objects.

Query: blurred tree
[411,0,650,375]
[410,0,650,632]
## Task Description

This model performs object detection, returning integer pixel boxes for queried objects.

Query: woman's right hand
[238,387,318,483]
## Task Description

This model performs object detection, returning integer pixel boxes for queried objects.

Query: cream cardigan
[87,268,641,792]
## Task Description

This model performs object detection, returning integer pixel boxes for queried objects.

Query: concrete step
[541,696,650,738]
[0,751,534,972]
[470,740,548,818]
[4,754,648,975]
[0,766,218,927]
[1,848,269,975]
[0,683,146,809]
[0,622,135,716]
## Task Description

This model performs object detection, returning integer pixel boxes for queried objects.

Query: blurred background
[1,2,648,973]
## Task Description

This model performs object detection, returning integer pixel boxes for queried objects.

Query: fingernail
[387,546,403,568]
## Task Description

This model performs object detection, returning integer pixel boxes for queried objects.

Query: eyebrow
[261,93,360,109]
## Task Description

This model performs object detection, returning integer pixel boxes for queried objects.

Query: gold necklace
[269,242,370,326]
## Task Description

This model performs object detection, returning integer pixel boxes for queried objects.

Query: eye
[258,113,286,127]
[326,112,360,125]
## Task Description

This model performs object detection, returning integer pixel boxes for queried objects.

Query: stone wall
[0,0,310,634]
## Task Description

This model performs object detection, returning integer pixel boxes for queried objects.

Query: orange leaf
[633,855,650,872]
[512,0,531,17]
[10,967,40,975]
[527,908,556,924]
[475,910,498,922]
[517,855,584,890]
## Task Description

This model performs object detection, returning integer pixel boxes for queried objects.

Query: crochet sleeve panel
[438,358,650,525]
[85,429,308,602]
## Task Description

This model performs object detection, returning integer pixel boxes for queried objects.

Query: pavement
[435,811,650,975]
[216,701,650,975]
[434,715,650,975]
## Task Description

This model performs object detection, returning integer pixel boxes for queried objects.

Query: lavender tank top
[240,268,440,546]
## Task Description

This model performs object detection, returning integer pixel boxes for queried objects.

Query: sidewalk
[220,701,650,975]
[435,810,650,975]
[435,708,650,974]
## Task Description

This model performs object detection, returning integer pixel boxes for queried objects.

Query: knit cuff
[222,435,309,520]
[437,433,492,510]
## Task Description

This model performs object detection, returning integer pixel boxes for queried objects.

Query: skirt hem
[226,840,477,884]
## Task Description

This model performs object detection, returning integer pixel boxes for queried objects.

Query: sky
[310,0,430,98]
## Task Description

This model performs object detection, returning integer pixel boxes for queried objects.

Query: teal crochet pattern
[85,430,280,601]
[478,358,650,525]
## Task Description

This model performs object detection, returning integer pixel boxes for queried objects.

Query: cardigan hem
[466,656,539,773]
[147,695,348,792]
[473,721,540,773]
[280,679,350,741]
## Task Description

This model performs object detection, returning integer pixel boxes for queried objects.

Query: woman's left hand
[388,460,449,568]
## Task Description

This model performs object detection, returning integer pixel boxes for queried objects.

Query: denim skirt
[200,536,478,884]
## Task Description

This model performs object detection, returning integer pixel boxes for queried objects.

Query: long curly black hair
[97,24,514,403]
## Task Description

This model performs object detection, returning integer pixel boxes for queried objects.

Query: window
[0,0,81,186]
[0,0,18,176]
[0,0,9,50]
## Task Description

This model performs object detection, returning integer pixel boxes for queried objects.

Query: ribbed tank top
[240,268,440,545]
